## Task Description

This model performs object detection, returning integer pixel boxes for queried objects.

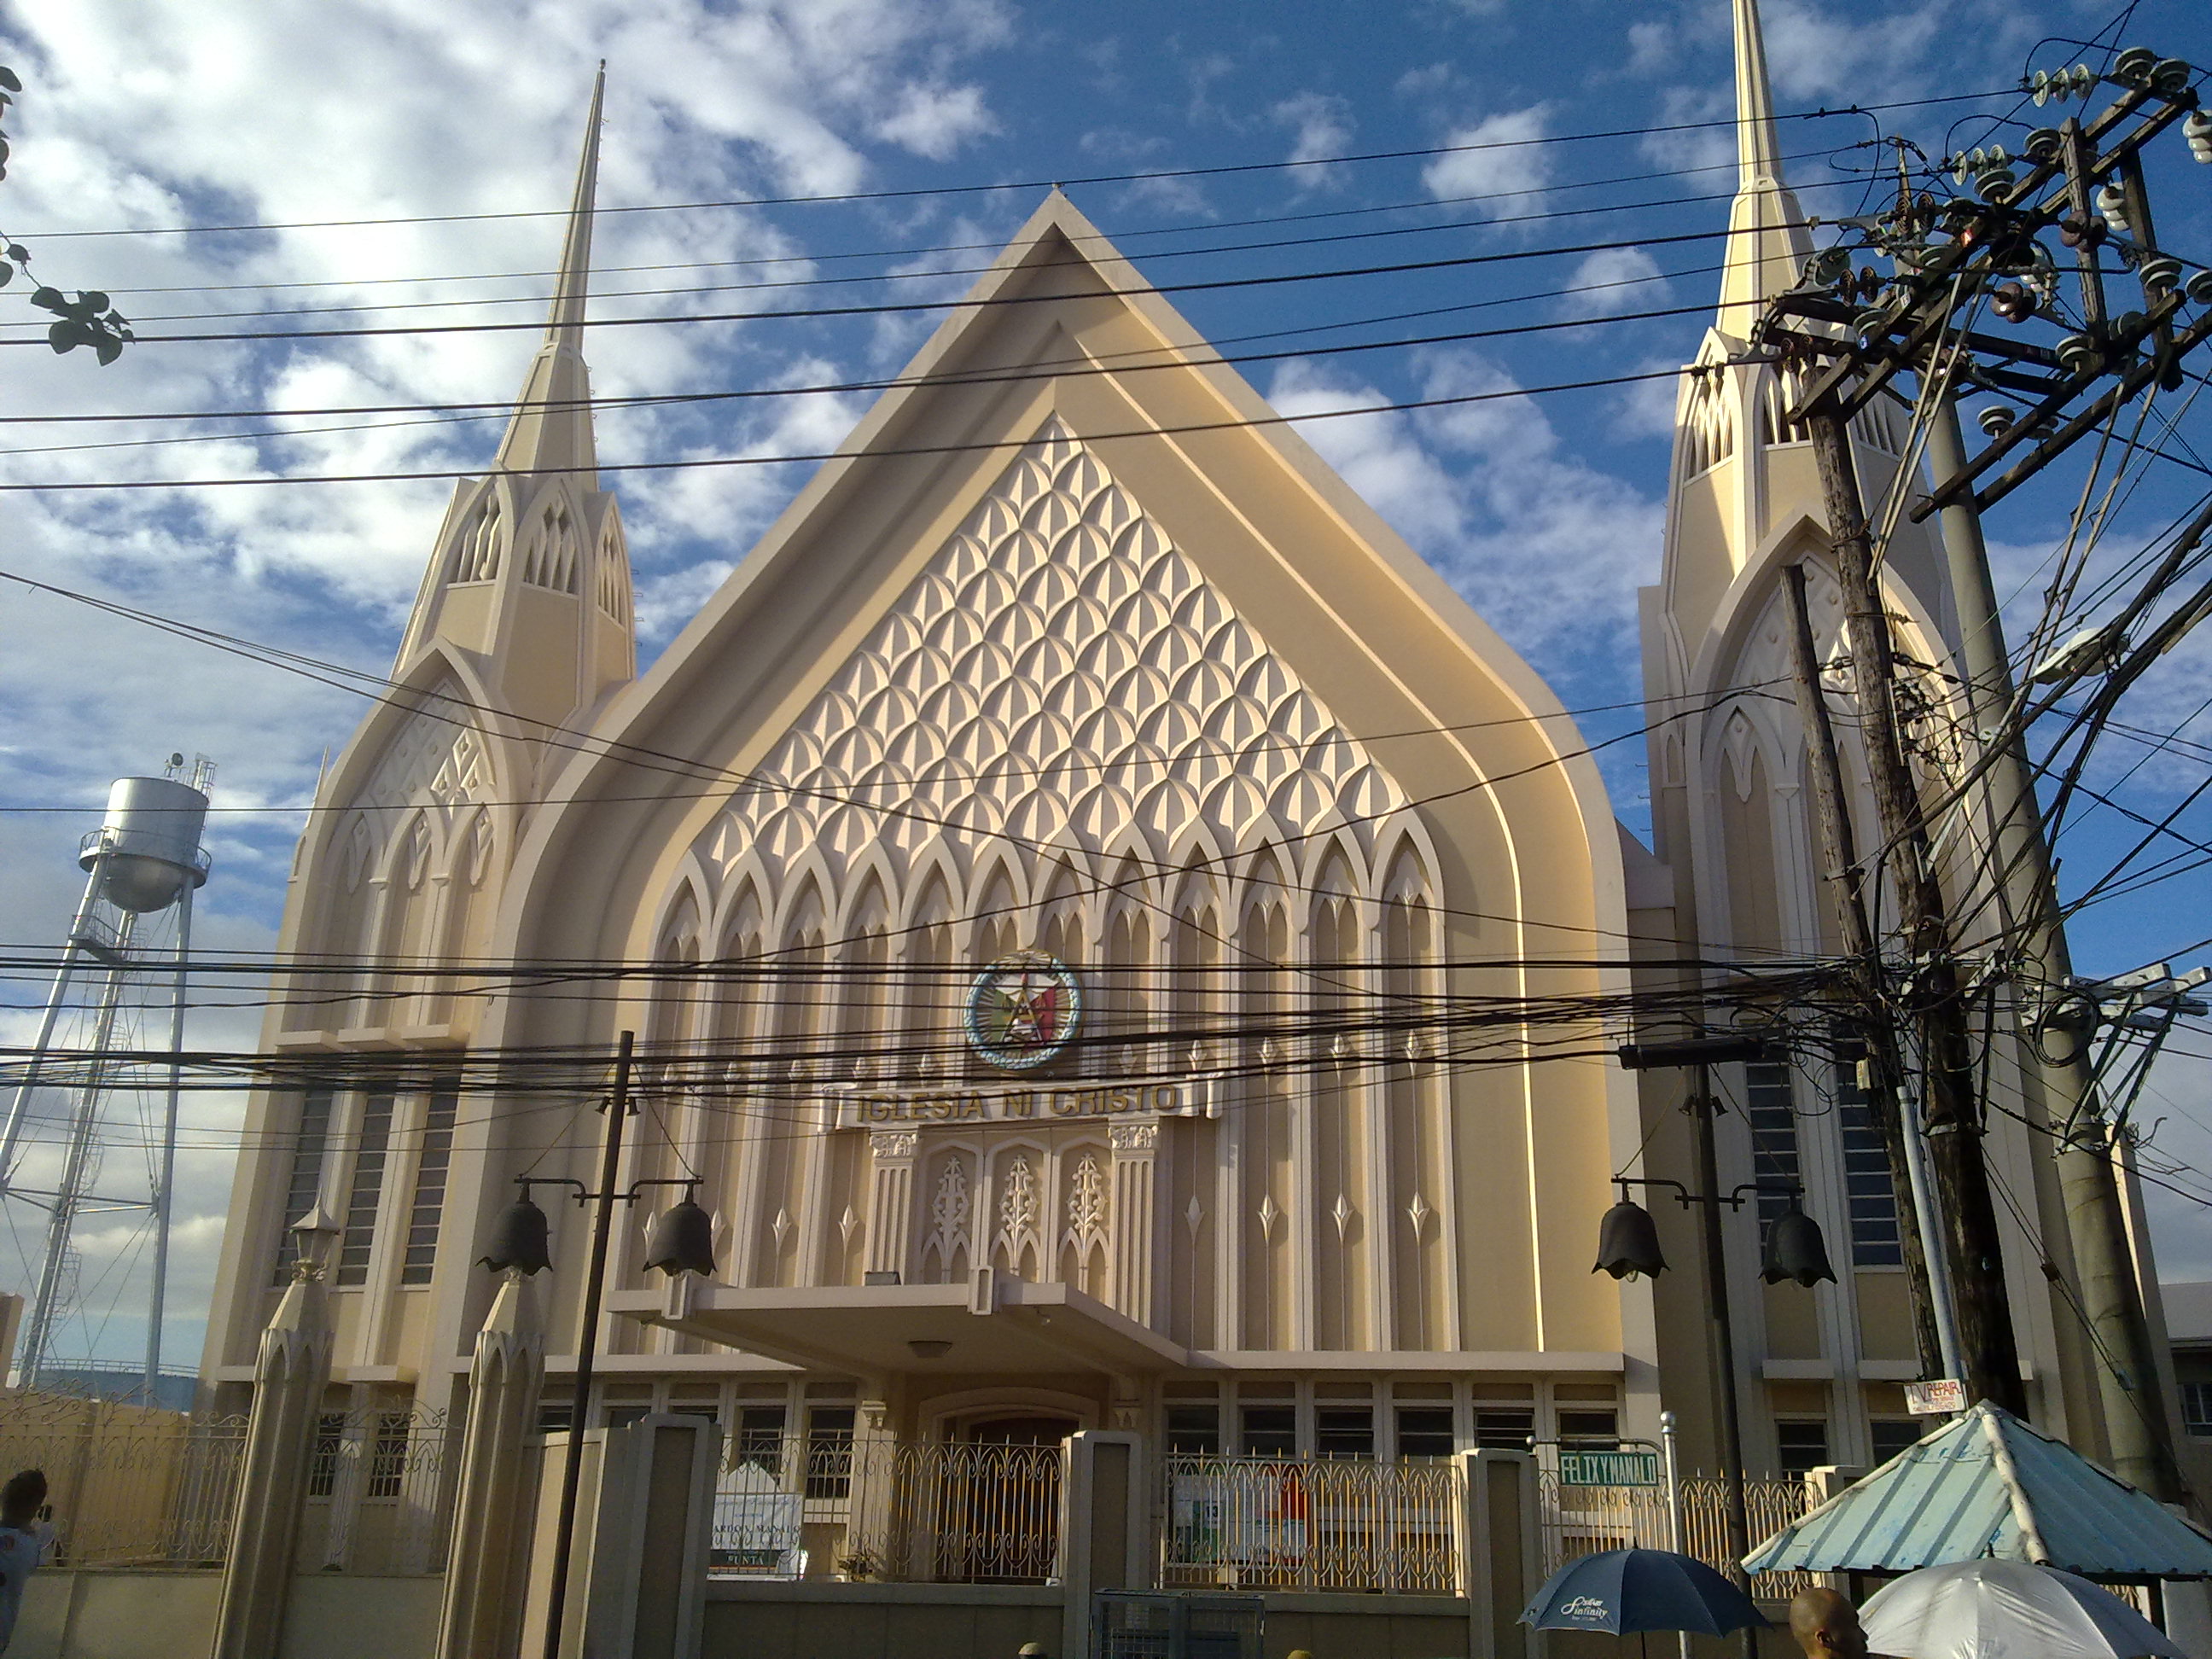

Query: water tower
[0,754,213,1400]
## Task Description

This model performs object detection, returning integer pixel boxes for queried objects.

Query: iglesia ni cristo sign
[841,1080,1190,1129]
[824,950,1207,1127]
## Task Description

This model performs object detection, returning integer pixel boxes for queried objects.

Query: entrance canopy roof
[1745,1403,2212,1579]
[614,1269,1187,1378]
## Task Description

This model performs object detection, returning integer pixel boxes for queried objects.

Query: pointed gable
[507,189,1628,1056]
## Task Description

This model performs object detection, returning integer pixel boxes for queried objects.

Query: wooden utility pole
[1778,562,1945,1380]
[1802,409,2026,1414]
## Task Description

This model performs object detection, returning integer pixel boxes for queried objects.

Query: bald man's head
[1789,1588,1866,1659]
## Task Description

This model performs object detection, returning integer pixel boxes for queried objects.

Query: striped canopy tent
[1745,1403,2212,1579]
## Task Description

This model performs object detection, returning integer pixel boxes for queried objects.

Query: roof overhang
[611,1269,1188,1379]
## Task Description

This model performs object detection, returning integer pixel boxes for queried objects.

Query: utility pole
[1802,406,2027,1415]
[1749,44,2207,1495]
[1778,563,1947,1380]
[1921,394,2181,1498]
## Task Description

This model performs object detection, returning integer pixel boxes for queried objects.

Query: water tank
[80,777,211,912]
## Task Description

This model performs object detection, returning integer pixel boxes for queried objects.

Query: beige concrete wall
[13,1572,439,1659]
[704,1581,1062,1659]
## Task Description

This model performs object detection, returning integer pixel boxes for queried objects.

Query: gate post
[435,1270,544,1659]
[1457,1449,1539,1659]
[1061,1429,1145,1659]
[584,1412,722,1659]
[208,1207,338,1659]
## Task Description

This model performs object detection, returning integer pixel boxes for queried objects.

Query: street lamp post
[477,1031,719,1659]
[1609,1035,1836,1659]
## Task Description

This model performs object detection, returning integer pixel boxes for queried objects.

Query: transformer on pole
[0,754,213,1403]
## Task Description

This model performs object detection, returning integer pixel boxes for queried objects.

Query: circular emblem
[964,951,1082,1071]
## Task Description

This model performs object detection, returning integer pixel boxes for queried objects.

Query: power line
[0,363,1688,492]
[8,162,1869,329]
[15,88,2017,243]
[1,223,1786,351]
[0,294,1723,462]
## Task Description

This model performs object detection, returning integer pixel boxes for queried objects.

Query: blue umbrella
[1521,1547,1769,1636]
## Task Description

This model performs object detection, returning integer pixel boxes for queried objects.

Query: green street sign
[1558,1450,1661,1487]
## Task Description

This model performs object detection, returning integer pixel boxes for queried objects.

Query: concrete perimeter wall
[701,1581,1483,1659]
[14,1571,440,1659]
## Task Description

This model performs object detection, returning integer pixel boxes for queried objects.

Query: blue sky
[0,0,2206,1365]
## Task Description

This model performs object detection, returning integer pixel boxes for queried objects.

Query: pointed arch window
[450,497,503,584]
[519,500,581,594]
[596,517,631,624]
[1679,370,1737,480]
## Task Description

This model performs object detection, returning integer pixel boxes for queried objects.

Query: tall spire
[493,65,604,478]
[1717,0,1812,326]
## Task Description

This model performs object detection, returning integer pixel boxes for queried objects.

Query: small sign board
[1905,1378,1967,1416]
[1558,1450,1661,1487]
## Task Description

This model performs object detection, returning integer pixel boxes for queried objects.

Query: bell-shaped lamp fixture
[1593,1199,1668,1281]
[1761,1205,1837,1288]
[480,1191,552,1276]
[643,1195,719,1278]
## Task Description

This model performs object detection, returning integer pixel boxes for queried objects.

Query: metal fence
[714,1434,1064,1583]
[1158,1455,1462,1593]
[0,1398,247,1568]
[297,1406,452,1575]
[1536,1470,1817,1598]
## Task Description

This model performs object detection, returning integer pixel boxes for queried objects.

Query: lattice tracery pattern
[701,417,1411,889]
[360,690,487,822]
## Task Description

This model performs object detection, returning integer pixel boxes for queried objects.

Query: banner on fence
[1169,1469,1310,1564]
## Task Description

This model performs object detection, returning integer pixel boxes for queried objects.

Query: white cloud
[1271,91,1354,189]
[0,0,1019,1370]
[1613,359,1687,442]
[1270,361,1466,547]
[1639,84,1736,183]
[1394,63,1457,101]
[1420,105,1551,220]
[873,83,999,160]
[1761,0,1940,101]
[1269,348,1664,684]
[1557,246,1668,321]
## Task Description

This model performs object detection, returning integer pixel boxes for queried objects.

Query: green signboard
[1557,1450,1661,1487]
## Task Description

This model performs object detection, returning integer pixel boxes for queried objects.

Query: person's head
[1,1470,46,1529]
[1790,1587,1866,1659]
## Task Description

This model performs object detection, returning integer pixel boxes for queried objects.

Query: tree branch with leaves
[1,63,133,365]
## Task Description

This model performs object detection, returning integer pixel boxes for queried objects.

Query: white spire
[1717,0,1813,327]
[493,65,604,478]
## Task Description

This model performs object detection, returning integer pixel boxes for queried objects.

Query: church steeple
[1716,0,1813,326]
[494,64,603,478]
[394,67,636,735]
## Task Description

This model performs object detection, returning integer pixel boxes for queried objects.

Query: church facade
[199,0,2161,1530]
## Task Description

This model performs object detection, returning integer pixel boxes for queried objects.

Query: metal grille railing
[0,1398,247,1567]
[714,1435,1065,1583]
[297,1406,451,1575]
[1537,1470,1817,1598]
[1159,1455,1462,1592]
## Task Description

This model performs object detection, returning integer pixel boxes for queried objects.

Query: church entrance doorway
[940,1412,1076,1582]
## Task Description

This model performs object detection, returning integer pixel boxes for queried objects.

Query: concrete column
[435,1271,544,1659]
[1059,1429,1146,1659]
[867,1130,918,1278]
[1108,1122,1157,1325]
[208,1210,337,1659]
[1456,1449,1540,1659]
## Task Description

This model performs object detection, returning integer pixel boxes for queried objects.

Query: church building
[197,0,2154,1565]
